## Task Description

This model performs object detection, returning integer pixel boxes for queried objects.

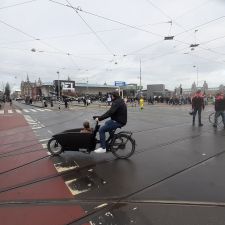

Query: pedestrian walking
[213,92,225,128]
[139,97,144,110]
[64,98,68,108]
[192,90,205,126]
[107,95,111,106]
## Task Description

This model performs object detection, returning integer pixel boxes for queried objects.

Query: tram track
[0,126,220,194]
[0,146,225,225]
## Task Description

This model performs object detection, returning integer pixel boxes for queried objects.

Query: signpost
[115,81,126,98]
[115,81,126,87]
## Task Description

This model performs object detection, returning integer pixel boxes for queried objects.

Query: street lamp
[57,71,60,110]
[193,65,199,87]
[86,77,88,95]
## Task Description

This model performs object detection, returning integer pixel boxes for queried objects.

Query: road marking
[0,110,4,114]
[54,161,79,173]
[39,138,50,142]
[42,143,47,149]
[8,110,13,114]
[65,179,88,195]
[30,109,37,112]
[24,115,34,122]
[16,109,22,114]
[36,108,45,111]
[44,109,52,111]
[23,109,29,112]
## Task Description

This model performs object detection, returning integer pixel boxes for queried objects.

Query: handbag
[189,110,194,115]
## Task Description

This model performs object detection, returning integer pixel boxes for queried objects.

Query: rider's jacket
[215,95,225,111]
[98,97,127,126]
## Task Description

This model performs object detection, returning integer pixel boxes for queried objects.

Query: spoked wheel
[111,134,135,159]
[47,138,62,156]
[209,112,223,127]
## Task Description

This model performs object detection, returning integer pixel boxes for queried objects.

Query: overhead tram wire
[0,0,38,10]
[144,0,188,32]
[0,19,37,40]
[144,0,225,47]
[142,46,189,62]
[201,34,225,45]
[126,40,164,56]
[0,19,66,55]
[186,52,225,65]
[0,19,85,68]
[48,0,165,39]
[174,0,214,20]
[0,21,169,47]
[48,0,202,52]
[183,44,225,64]
[65,0,114,56]
[174,15,225,37]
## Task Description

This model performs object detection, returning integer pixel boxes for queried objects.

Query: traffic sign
[115,81,126,87]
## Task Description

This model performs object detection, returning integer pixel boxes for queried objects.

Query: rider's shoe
[94,147,106,153]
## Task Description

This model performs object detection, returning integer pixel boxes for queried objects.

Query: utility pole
[140,59,142,90]
[197,66,199,88]
[57,71,60,110]
[86,77,88,95]
[193,65,199,88]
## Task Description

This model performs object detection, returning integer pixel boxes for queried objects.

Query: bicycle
[208,112,223,127]
[48,117,136,159]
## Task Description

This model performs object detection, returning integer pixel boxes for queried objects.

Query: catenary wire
[48,0,165,39]
[174,15,225,37]
[49,0,225,56]
[0,0,38,10]
[65,0,114,56]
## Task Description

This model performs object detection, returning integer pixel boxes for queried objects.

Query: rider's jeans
[99,120,122,149]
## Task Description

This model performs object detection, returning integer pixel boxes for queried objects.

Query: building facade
[21,76,42,101]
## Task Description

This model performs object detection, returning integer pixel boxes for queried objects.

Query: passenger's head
[83,121,90,129]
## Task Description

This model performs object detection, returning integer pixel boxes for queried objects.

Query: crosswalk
[0,108,52,115]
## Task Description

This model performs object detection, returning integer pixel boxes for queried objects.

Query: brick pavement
[0,103,87,225]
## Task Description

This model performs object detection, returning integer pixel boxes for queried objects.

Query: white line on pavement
[16,109,22,114]
[23,109,29,112]
[8,110,13,114]
[39,138,50,142]
[30,109,37,112]
[42,143,47,149]
[0,110,4,114]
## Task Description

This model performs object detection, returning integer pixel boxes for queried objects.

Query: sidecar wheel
[47,138,62,156]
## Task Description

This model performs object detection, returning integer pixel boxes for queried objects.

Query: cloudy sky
[0,0,225,91]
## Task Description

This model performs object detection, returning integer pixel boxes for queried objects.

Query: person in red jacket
[192,90,205,126]
[213,92,225,128]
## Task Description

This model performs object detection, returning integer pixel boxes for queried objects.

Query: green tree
[4,82,11,99]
